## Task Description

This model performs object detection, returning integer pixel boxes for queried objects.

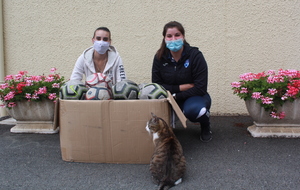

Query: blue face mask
[165,38,184,52]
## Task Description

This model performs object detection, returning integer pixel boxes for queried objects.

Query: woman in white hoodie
[70,27,127,85]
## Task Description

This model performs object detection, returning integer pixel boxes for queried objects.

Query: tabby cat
[145,112,186,190]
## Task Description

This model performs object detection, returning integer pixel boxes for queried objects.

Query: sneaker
[200,128,212,142]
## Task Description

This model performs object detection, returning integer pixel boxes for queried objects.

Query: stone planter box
[6,100,58,134]
[245,99,300,138]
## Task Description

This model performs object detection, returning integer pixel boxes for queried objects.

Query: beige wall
[1,0,299,117]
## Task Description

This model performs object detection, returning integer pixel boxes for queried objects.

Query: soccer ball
[85,86,113,100]
[86,73,113,90]
[112,80,140,100]
[138,83,167,99]
[59,80,88,100]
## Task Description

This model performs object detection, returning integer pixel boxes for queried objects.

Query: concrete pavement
[0,116,299,190]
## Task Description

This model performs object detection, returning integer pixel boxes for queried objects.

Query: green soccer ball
[138,83,167,99]
[112,79,140,100]
[59,80,88,100]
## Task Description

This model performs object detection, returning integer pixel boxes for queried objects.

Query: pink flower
[7,102,16,108]
[50,68,57,73]
[270,112,278,119]
[4,75,14,81]
[18,71,28,75]
[279,112,286,119]
[261,96,273,104]
[37,86,47,94]
[0,83,9,89]
[240,87,248,93]
[286,86,299,97]
[14,74,23,80]
[4,91,15,101]
[267,75,284,83]
[25,80,33,86]
[251,92,261,99]
[45,76,54,82]
[52,83,60,88]
[31,93,39,99]
[267,70,276,75]
[25,93,31,99]
[48,93,57,100]
[29,75,43,82]
[270,111,286,119]
[281,95,288,100]
[231,82,241,88]
[239,72,256,81]
[255,72,266,79]
[277,76,285,82]
[278,69,297,78]
[267,88,277,95]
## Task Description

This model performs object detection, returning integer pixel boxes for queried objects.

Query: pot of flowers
[231,69,300,138]
[0,68,65,134]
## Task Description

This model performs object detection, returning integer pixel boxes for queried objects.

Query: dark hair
[93,27,111,39]
[156,21,188,60]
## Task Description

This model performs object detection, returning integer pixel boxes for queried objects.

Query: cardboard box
[59,92,185,164]
[59,91,186,164]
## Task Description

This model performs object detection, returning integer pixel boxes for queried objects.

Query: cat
[145,112,186,190]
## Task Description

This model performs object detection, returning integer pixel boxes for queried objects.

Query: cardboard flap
[167,91,187,128]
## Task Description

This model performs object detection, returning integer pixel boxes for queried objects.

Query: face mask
[93,40,110,54]
[165,38,184,52]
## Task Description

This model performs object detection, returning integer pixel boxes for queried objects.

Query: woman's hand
[179,83,194,91]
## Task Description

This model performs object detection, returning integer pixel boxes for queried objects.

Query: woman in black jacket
[152,21,212,142]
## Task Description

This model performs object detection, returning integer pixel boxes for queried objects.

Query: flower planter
[245,99,300,138]
[6,100,58,134]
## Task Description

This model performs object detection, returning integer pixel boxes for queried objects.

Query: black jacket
[152,44,208,101]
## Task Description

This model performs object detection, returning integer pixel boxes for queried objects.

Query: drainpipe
[0,0,6,117]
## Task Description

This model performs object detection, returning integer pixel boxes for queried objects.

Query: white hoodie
[70,46,126,85]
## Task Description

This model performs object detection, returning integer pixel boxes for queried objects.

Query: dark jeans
[177,93,211,127]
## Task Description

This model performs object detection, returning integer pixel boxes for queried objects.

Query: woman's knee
[182,96,210,122]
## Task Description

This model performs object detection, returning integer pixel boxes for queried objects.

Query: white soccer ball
[138,83,167,99]
[85,86,113,100]
[86,73,113,90]
[112,79,140,100]
[59,80,88,100]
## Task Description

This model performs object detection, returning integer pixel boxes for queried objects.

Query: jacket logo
[184,60,189,68]
[163,63,168,66]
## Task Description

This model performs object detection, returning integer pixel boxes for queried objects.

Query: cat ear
[151,112,156,118]
[151,112,159,124]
